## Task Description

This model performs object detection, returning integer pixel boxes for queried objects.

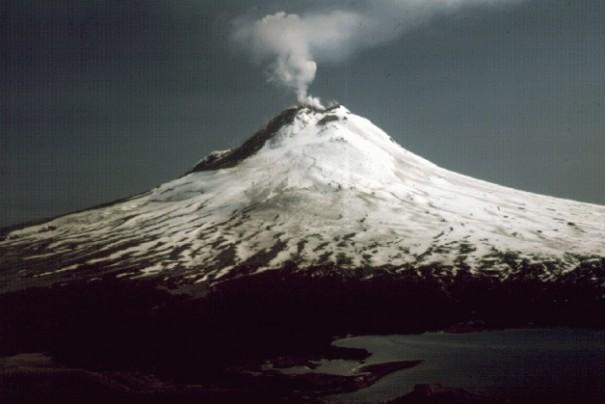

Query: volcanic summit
[1,105,604,293]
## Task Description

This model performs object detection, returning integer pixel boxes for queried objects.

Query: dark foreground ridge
[2,264,605,403]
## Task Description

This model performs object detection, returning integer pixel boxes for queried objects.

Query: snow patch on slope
[1,105,604,290]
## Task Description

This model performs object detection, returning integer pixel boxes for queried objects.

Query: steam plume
[232,0,524,107]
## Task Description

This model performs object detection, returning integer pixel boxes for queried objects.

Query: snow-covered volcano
[1,105,604,293]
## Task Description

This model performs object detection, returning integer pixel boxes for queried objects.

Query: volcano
[1,106,605,398]
[1,105,604,291]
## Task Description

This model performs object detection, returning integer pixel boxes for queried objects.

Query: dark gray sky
[1,0,604,227]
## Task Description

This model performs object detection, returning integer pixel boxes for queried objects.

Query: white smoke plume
[232,0,524,108]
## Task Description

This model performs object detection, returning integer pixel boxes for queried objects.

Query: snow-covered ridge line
[0,105,604,292]
[189,104,343,173]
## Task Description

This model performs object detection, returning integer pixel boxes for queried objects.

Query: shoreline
[4,327,605,404]
[2,273,605,403]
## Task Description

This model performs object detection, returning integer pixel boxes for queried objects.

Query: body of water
[324,328,605,403]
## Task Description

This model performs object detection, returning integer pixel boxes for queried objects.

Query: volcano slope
[1,105,604,375]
